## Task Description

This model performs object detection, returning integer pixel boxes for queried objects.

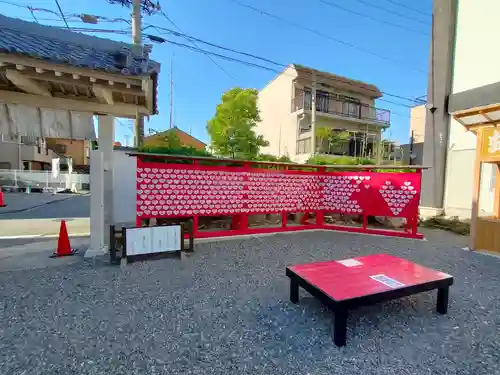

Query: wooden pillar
[469,129,483,250]
[494,164,500,217]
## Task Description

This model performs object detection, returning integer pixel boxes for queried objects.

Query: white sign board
[125,226,181,256]
[488,129,500,153]
[51,158,60,178]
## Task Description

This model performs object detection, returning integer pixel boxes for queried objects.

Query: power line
[161,37,280,72]
[387,0,432,17]
[64,23,422,106]
[68,27,130,35]
[391,110,424,120]
[145,25,424,105]
[0,0,61,18]
[27,6,40,23]
[227,0,426,74]
[53,0,70,29]
[151,35,421,105]
[349,0,430,25]
[156,6,235,80]
[318,0,429,35]
[143,24,287,68]
[378,98,413,108]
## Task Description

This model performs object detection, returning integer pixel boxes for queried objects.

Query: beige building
[0,135,57,170]
[0,135,90,171]
[409,104,426,143]
[256,64,391,163]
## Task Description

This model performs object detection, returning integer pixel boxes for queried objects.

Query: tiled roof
[292,64,382,98]
[0,15,160,76]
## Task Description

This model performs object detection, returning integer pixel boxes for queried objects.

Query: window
[54,144,67,154]
[296,138,311,154]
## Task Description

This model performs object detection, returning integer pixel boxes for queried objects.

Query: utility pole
[107,0,160,146]
[311,72,317,155]
[132,0,144,147]
[169,58,173,129]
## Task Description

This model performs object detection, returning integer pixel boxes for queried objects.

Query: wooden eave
[0,52,155,118]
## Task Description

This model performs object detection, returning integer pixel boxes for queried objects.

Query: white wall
[444,0,499,217]
[112,151,137,225]
[256,66,297,158]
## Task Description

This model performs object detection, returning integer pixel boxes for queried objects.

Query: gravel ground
[1,229,499,375]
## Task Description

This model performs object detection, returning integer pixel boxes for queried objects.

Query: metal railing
[291,93,391,125]
[0,169,90,192]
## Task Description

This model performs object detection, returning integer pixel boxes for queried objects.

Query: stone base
[84,246,108,258]
[419,206,445,219]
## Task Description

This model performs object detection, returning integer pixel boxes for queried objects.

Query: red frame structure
[133,153,425,240]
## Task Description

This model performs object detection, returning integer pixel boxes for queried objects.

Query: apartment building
[256,64,391,163]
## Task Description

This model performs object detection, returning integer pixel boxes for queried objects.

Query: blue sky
[4,0,431,145]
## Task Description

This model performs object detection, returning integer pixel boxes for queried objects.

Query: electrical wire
[227,0,426,74]
[62,22,422,107]
[153,35,422,106]
[0,0,61,18]
[318,0,429,36]
[143,24,287,68]
[349,0,430,25]
[378,98,414,108]
[145,25,424,106]
[7,0,426,76]
[8,5,424,109]
[53,0,70,29]
[161,38,280,72]
[68,27,130,35]
[387,0,432,17]
[157,7,236,80]
[27,6,39,23]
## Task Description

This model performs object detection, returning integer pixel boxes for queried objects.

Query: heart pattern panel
[378,180,419,216]
[137,167,246,217]
[136,164,323,218]
[246,173,322,213]
[323,175,371,213]
[136,162,422,221]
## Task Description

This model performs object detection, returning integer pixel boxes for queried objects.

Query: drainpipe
[311,72,317,154]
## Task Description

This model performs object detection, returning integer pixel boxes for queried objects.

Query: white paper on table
[337,258,363,267]
[370,274,405,288]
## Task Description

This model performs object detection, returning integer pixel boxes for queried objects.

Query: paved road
[0,194,89,220]
[0,236,90,272]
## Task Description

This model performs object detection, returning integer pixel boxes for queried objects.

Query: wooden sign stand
[463,125,500,252]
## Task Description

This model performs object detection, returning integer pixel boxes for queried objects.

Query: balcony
[291,92,390,126]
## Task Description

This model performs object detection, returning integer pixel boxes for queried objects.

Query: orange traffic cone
[50,220,76,258]
[0,191,6,207]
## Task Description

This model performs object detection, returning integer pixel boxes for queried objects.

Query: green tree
[329,130,351,151]
[315,126,332,153]
[163,131,182,149]
[207,87,268,159]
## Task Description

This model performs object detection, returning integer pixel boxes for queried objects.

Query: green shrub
[306,155,375,166]
[138,145,212,157]
[255,154,292,163]
[420,216,470,235]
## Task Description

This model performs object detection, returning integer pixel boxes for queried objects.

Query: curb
[0,232,90,240]
[0,194,87,215]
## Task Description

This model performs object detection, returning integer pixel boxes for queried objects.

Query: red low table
[286,254,453,346]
